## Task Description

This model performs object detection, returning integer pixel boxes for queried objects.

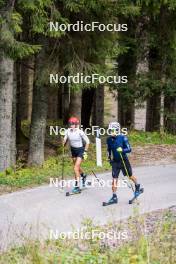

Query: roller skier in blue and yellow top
[103,122,144,206]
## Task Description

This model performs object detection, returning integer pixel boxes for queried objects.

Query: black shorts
[71,147,84,159]
[112,159,132,178]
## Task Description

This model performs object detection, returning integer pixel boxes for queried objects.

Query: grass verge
[0,207,175,264]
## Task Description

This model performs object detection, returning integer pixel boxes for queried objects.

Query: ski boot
[134,184,141,197]
[129,184,144,204]
[66,186,81,196]
[102,194,118,206]
[72,186,81,194]
[81,173,87,188]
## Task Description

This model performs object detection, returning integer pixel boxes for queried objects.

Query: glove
[117,147,123,153]
[60,129,66,137]
[83,151,88,160]
[109,160,113,165]
[108,156,113,165]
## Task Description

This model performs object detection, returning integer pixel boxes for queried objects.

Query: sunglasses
[68,122,78,125]
[109,128,118,132]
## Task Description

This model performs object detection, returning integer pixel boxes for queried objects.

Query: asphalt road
[0,164,176,251]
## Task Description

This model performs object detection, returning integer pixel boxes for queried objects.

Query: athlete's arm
[123,136,131,153]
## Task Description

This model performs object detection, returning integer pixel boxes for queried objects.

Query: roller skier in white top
[63,117,90,194]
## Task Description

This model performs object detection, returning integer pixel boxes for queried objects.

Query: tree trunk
[146,94,161,131]
[28,46,48,166]
[0,52,14,171]
[92,85,104,127]
[20,57,34,121]
[11,64,17,166]
[58,87,62,119]
[145,49,162,132]
[81,88,95,128]
[145,46,161,132]
[0,1,15,171]
[146,7,169,132]
[61,82,69,124]
[118,94,135,128]
[16,61,29,145]
[69,89,82,122]
[136,15,149,75]
[135,15,149,131]
[164,96,176,134]
[117,19,136,128]
[117,52,135,128]
[47,88,59,120]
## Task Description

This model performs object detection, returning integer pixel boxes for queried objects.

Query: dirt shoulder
[131,144,176,166]
[97,205,176,249]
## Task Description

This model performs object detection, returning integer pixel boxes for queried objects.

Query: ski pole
[91,170,103,186]
[119,152,135,193]
[122,176,133,189]
[57,145,65,193]
[61,145,65,189]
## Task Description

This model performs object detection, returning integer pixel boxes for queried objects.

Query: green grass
[0,210,175,264]
[129,131,176,145]
[0,144,110,190]
[93,130,176,146]
[0,131,176,191]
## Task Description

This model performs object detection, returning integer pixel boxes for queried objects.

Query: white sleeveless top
[64,128,90,148]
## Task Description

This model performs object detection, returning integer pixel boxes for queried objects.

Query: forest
[0,0,176,173]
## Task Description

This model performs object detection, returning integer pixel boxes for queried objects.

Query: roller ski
[66,186,81,196]
[102,194,118,206]
[129,184,144,204]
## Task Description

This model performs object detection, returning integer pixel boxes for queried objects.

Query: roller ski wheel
[129,188,144,204]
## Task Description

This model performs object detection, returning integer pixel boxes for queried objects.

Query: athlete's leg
[72,147,85,188]
[130,175,140,192]
[121,159,140,193]
[102,161,119,205]
[130,175,138,185]
[72,157,76,164]
[107,177,118,204]
[72,157,78,187]
[79,149,85,175]
[78,150,86,185]
[112,178,118,193]
[110,162,120,203]
[79,167,84,175]
[79,166,86,186]
[73,157,82,187]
